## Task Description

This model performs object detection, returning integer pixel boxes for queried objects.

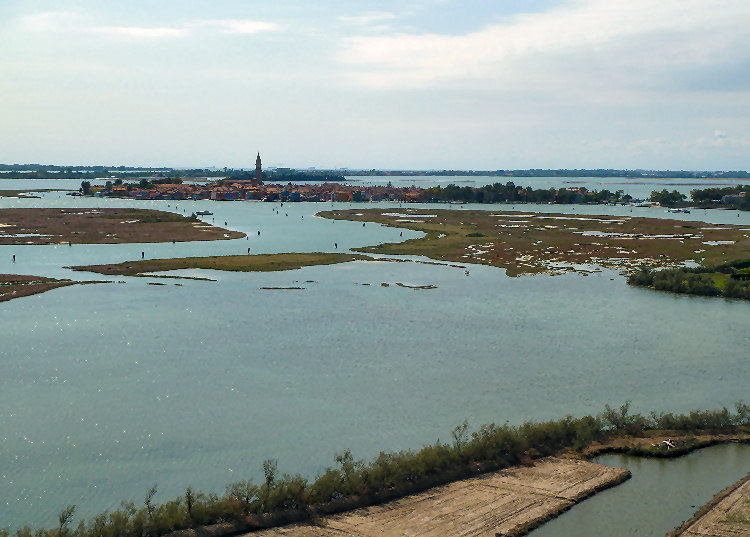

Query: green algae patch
[70,252,373,277]
[319,208,750,276]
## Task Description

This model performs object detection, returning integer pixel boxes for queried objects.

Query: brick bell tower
[255,153,262,184]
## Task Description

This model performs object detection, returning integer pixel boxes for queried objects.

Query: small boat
[667,208,690,214]
[196,210,213,216]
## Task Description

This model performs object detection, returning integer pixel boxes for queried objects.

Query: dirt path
[247,457,629,537]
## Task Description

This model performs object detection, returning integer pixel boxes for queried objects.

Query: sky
[1,0,749,171]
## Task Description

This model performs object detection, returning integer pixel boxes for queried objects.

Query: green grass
[70,252,373,276]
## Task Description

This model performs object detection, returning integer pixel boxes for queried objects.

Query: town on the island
[75,154,423,203]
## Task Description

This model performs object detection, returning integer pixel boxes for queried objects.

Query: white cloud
[188,19,281,34]
[338,12,397,26]
[90,26,188,39]
[336,0,750,89]
[18,12,279,40]
[20,11,84,32]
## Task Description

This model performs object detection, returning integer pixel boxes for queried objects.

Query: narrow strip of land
[70,252,372,276]
[248,458,629,537]
[0,274,82,302]
[0,208,244,244]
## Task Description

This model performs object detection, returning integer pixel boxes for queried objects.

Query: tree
[649,189,686,206]
[80,181,91,195]
[58,505,76,537]
[145,484,157,518]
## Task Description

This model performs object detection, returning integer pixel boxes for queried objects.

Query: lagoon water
[1,181,750,531]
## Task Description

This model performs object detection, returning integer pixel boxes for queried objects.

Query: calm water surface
[1,185,749,529]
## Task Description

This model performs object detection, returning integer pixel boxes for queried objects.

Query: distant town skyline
[2,0,749,171]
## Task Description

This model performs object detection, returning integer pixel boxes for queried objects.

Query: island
[70,252,372,277]
[0,208,244,245]
[319,208,750,277]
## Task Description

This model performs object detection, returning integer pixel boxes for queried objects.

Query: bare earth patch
[0,208,244,244]
[319,209,750,276]
[248,458,629,537]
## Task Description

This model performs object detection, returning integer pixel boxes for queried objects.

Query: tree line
[648,184,750,208]
[422,182,631,204]
[627,259,750,299]
[6,402,750,537]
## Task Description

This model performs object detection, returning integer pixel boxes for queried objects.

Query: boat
[196,210,213,216]
[667,208,691,214]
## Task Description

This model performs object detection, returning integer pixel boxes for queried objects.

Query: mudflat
[0,208,244,244]
[248,457,629,537]
[320,209,750,276]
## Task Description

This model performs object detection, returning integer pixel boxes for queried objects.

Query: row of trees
[651,184,750,209]
[7,403,750,537]
[422,182,632,204]
[648,189,687,205]
[627,260,750,299]
[690,184,750,209]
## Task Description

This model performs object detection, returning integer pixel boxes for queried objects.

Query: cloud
[338,12,397,26]
[188,19,281,35]
[19,12,279,40]
[336,0,750,89]
[90,26,188,39]
[20,11,84,32]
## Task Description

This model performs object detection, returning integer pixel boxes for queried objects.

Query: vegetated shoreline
[10,403,750,537]
[627,259,750,301]
[69,253,373,277]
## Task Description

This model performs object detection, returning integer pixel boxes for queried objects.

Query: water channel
[1,179,749,530]
[532,443,750,537]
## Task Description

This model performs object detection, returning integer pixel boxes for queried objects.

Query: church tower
[255,153,262,184]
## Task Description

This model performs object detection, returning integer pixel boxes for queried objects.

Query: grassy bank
[70,253,373,276]
[8,402,750,537]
